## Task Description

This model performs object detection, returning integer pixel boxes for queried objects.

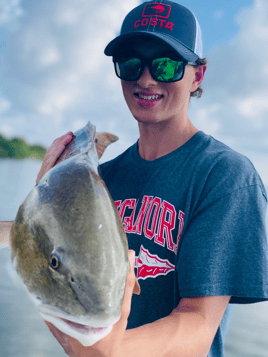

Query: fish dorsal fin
[95,133,118,160]
[56,122,97,165]
[55,123,118,164]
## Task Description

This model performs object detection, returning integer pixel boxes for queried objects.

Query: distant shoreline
[0,157,43,160]
[0,134,46,160]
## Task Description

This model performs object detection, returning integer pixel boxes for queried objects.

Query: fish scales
[10,121,130,346]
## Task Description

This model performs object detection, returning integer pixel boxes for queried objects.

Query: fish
[3,122,140,346]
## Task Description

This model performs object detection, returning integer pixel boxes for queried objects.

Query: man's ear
[191,65,207,93]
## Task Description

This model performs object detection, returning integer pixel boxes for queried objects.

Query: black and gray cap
[104,0,203,62]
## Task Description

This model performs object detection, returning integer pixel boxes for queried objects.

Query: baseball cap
[104,0,203,62]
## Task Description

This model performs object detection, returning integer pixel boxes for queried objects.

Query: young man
[39,1,268,356]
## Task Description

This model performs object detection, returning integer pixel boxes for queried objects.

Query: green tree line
[0,134,46,160]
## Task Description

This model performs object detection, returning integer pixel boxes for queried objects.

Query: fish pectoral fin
[133,277,141,295]
[0,221,13,247]
[95,132,118,159]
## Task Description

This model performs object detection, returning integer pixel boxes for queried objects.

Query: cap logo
[142,3,171,18]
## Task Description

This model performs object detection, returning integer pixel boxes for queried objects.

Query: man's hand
[0,221,13,247]
[46,250,137,357]
[36,131,73,184]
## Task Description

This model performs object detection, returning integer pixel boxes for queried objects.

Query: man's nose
[136,66,158,87]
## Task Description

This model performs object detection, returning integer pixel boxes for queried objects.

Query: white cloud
[38,89,78,116]
[189,0,268,155]
[18,22,62,69]
[0,0,140,152]
[38,47,61,67]
[0,98,11,113]
[56,8,79,25]
[0,123,13,137]
[1,0,268,169]
[0,115,27,138]
[236,93,268,120]
[71,118,89,132]
[191,104,222,136]
[0,0,24,28]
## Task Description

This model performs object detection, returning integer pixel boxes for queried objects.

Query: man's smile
[134,91,164,108]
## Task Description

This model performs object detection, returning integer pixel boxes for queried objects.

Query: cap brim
[104,32,199,62]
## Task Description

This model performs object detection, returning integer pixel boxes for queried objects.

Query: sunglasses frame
[113,55,197,83]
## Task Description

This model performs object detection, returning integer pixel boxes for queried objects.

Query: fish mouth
[58,317,109,335]
[31,295,119,346]
[34,296,120,327]
[41,310,111,335]
[41,310,113,346]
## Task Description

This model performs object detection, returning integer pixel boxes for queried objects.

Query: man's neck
[137,117,198,161]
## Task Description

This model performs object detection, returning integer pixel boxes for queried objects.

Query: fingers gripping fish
[0,122,140,346]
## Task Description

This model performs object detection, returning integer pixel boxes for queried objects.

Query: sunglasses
[113,55,195,83]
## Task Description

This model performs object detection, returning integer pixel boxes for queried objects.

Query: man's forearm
[121,310,212,357]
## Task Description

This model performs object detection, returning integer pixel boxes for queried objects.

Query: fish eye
[50,254,61,270]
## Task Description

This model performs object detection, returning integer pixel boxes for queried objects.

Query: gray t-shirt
[100,131,268,357]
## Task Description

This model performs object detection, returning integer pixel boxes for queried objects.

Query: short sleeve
[177,184,268,304]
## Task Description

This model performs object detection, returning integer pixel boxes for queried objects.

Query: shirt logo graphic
[135,246,175,280]
[142,3,171,18]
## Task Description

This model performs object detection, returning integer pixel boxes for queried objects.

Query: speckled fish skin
[10,122,129,345]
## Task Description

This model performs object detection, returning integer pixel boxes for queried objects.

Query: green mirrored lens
[116,58,141,80]
[152,58,184,82]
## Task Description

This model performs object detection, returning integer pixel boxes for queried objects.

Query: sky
[0,0,268,185]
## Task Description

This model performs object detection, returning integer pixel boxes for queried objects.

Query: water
[0,248,66,357]
[0,159,66,357]
[0,159,43,221]
[224,303,268,357]
[0,159,268,357]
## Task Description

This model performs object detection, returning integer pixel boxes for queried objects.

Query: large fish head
[10,122,130,345]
